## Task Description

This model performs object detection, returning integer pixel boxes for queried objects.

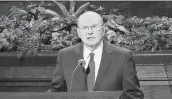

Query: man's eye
[82,27,88,29]
[91,26,97,29]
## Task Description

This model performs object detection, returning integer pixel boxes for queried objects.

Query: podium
[0,91,122,99]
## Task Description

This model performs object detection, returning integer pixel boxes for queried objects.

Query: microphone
[78,59,86,68]
[69,59,86,91]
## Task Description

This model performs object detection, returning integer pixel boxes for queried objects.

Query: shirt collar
[84,41,103,59]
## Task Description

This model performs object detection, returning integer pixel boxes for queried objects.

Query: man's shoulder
[107,43,131,55]
[59,43,81,54]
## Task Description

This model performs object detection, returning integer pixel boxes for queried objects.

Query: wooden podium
[0,91,122,99]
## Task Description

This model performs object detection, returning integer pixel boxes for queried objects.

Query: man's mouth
[87,37,95,39]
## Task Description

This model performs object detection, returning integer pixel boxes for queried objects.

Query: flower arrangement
[0,10,24,51]
[1,1,172,58]
[0,1,90,58]
[105,15,172,52]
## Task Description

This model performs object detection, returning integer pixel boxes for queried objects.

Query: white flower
[52,32,59,40]
[106,30,117,40]
[169,25,172,31]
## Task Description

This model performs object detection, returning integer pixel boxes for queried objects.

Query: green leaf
[2,39,9,47]
[15,28,23,35]
[39,0,45,7]
[103,15,116,21]
[69,0,76,14]
[27,3,37,8]
[6,6,17,16]
[52,0,69,17]
[0,44,2,49]
[51,17,63,22]
[74,2,90,17]
[1,33,6,38]
[8,9,27,19]
[110,8,119,14]
[5,5,26,19]
[44,9,61,17]
[34,7,46,13]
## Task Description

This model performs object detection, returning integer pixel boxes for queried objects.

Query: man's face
[77,12,104,49]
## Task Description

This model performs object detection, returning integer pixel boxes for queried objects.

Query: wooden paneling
[141,85,172,99]
[1,51,172,66]
[137,65,169,81]
[0,87,49,92]
[0,66,54,78]
[0,51,172,99]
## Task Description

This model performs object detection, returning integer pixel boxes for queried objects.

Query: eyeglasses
[78,25,103,32]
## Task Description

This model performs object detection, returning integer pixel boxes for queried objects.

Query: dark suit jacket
[49,41,144,99]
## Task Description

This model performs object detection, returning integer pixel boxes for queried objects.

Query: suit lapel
[94,41,113,91]
[72,42,84,73]
[74,42,84,61]
[71,42,87,91]
[70,43,83,73]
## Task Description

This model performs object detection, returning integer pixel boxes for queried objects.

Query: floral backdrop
[0,1,172,58]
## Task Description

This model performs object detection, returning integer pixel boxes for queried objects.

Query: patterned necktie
[86,52,95,91]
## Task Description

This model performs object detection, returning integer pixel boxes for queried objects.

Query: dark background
[0,1,172,18]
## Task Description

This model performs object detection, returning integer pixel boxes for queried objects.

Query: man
[48,11,144,99]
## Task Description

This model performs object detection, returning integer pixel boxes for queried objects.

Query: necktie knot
[89,52,94,60]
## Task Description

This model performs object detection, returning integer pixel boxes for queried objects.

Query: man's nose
[88,31,93,35]
[87,28,93,35]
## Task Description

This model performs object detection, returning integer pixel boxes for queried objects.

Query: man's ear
[101,25,106,36]
[103,24,107,32]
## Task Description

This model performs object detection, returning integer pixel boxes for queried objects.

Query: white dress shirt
[83,41,103,81]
